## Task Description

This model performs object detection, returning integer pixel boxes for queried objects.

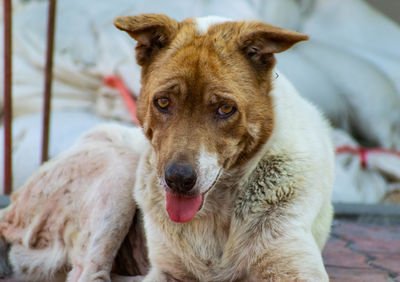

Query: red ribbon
[103,75,139,125]
[336,145,400,169]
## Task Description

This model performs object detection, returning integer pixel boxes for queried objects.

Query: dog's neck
[202,140,274,219]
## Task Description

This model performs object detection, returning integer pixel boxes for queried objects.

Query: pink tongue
[165,192,203,223]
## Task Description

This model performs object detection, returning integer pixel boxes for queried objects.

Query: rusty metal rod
[41,0,57,163]
[3,0,13,194]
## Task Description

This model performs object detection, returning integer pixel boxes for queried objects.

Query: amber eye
[217,105,236,118]
[154,97,170,111]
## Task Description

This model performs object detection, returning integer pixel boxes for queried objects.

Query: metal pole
[41,0,57,163]
[3,0,13,195]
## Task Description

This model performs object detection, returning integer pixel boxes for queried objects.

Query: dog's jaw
[164,174,221,223]
[162,147,222,223]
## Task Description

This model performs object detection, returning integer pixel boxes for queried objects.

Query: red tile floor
[324,219,400,282]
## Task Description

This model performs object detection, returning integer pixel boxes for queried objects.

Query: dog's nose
[165,162,197,193]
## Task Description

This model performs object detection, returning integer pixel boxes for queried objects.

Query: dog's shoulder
[235,153,297,220]
[268,72,333,157]
[234,72,334,220]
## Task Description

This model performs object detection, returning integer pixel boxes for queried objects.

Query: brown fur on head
[114,14,307,221]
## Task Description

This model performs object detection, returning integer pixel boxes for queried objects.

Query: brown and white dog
[114,14,334,281]
[0,14,334,282]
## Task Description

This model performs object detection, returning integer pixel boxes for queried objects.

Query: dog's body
[1,15,334,282]
[115,15,334,281]
[132,73,333,282]
[0,124,146,281]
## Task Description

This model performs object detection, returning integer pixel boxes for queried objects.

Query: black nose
[165,162,197,193]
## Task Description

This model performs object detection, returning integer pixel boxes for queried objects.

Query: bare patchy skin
[0,125,142,282]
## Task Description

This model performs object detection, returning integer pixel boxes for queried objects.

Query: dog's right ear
[114,14,179,67]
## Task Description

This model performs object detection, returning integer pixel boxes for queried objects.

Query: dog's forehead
[146,18,256,98]
[150,46,242,98]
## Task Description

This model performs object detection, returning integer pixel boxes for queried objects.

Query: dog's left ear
[114,14,179,67]
[238,22,308,66]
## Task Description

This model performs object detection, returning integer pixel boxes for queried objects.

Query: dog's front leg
[248,231,328,282]
[67,190,137,282]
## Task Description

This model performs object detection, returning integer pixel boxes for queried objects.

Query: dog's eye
[217,105,236,118]
[154,97,170,111]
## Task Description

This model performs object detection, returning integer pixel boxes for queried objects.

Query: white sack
[333,129,400,204]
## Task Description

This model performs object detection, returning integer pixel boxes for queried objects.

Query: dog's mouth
[165,192,203,223]
[164,169,222,223]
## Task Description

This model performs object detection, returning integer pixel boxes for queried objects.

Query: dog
[113,14,334,281]
[0,14,334,282]
[0,124,146,281]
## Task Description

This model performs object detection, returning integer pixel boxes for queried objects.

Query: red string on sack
[336,145,400,169]
[103,75,139,125]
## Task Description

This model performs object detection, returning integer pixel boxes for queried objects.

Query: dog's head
[115,14,307,223]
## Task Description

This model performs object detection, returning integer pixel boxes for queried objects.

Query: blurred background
[1,0,400,205]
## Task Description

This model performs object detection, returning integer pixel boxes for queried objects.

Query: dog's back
[0,124,145,282]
